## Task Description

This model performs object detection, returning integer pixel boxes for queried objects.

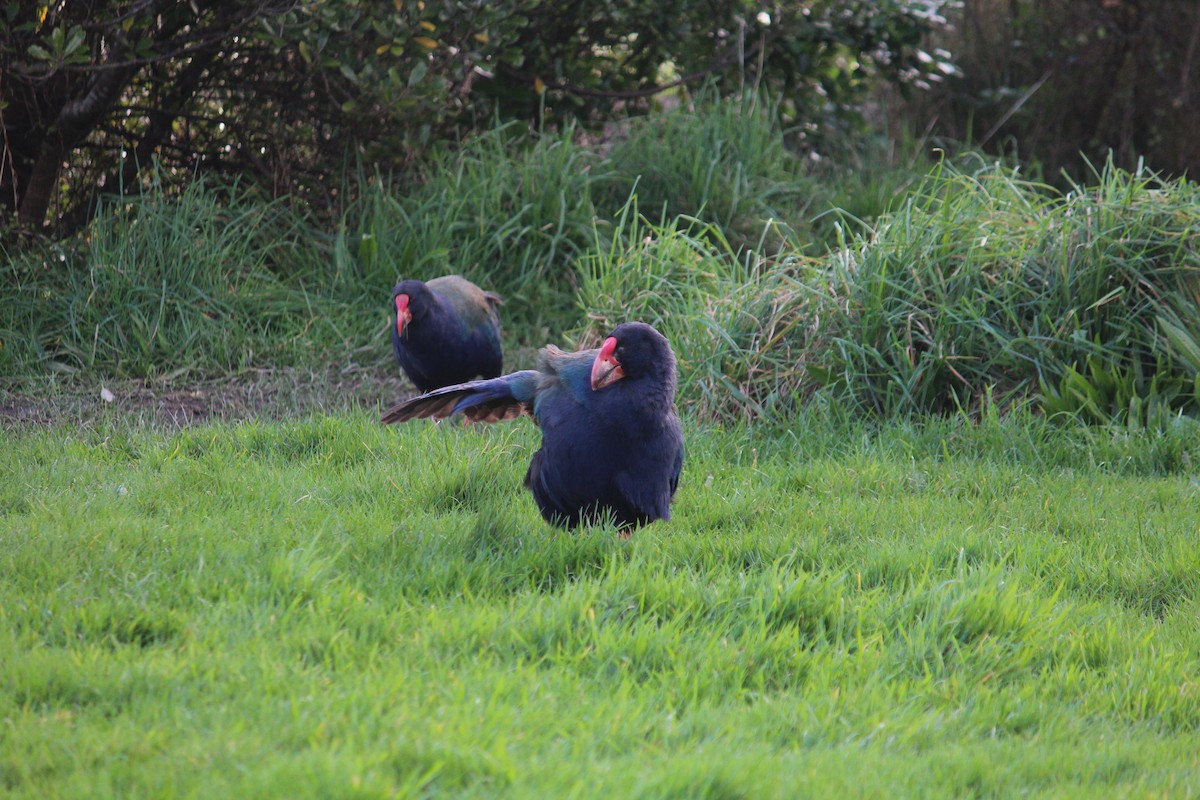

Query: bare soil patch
[1,364,412,430]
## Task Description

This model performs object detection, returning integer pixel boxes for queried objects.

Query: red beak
[395,294,412,336]
[590,336,625,390]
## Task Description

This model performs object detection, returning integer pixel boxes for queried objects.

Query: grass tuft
[3,98,1199,435]
[0,180,347,379]
[807,155,1200,422]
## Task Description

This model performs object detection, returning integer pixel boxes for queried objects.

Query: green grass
[574,152,1200,425]
[807,154,1200,422]
[573,206,820,422]
[0,94,892,385]
[594,91,820,254]
[0,179,366,380]
[337,124,608,343]
[4,413,1200,797]
[2,98,1198,430]
[5,82,1200,800]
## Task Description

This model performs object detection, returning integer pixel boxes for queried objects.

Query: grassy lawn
[3,413,1199,798]
[4,89,1198,798]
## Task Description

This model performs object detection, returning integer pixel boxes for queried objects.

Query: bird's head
[391,280,430,337]
[590,322,676,393]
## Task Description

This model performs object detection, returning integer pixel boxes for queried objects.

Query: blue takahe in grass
[391,275,503,393]
[382,322,684,530]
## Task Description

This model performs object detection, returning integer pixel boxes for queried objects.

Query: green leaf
[1158,316,1200,375]
[407,60,426,86]
[358,233,378,268]
[64,25,85,56]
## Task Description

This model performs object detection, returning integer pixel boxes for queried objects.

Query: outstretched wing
[381,371,540,424]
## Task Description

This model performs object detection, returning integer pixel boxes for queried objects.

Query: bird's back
[427,276,501,338]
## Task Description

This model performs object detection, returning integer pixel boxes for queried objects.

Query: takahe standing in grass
[391,275,503,393]
[383,322,684,531]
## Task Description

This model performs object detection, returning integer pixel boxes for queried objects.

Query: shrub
[808,156,1200,424]
[577,155,1200,428]
[594,92,819,253]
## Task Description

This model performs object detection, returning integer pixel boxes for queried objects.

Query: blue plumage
[382,322,684,530]
[390,275,503,393]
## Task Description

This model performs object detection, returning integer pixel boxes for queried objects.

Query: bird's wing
[534,344,599,409]
[429,275,501,333]
[381,371,540,424]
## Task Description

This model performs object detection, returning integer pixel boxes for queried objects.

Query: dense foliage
[914,0,1200,181]
[2,0,954,236]
[807,158,1200,424]
[5,96,1198,428]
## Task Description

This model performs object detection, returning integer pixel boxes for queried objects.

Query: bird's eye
[616,345,626,358]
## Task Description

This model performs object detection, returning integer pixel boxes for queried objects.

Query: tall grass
[2,95,841,381]
[807,155,1200,422]
[337,125,607,341]
[595,92,819,253]
[575,202,821,422]
[575,153,1200,426]
[0,181,351,378]
[5,100,1198,431]
[341,95,825,340]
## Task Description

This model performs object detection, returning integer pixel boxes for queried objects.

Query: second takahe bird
[391,275,503,393]
[382,322,684,530]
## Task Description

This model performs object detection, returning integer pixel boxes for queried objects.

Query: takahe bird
[382,321,684,530]
[391,275,503,393]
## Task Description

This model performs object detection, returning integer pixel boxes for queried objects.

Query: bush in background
[577,154,1200,428]
[3,0,954,236]
[335,126,606,344]
[6,96,1198,433]
[575,205,821,424]
[0,181,338,378]
[595,93,820,254]
[338,94,826,342]
[0,96,829,379]
[808,156,1200,425]
[907,0,1200,181]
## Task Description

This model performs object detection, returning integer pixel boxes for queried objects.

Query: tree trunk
[15,143,65,230]
[57,47,222,235]
[16,34,136,231]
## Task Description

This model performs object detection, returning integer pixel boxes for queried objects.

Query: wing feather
[381,389,467,423]
[381,371,538,425]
